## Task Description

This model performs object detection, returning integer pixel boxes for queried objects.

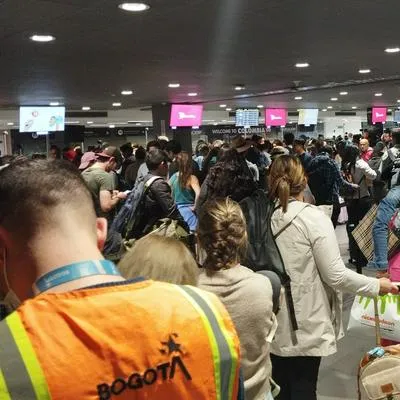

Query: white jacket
[270,201,379,357]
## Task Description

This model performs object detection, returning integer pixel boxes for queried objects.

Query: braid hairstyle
[197,198,248,271]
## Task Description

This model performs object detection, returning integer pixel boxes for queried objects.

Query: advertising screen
[372,107,387,124]
[170,104,203,127]
[394,110,400,123]
[265,108,287,127]
[298,109,318,126]
[235,109,259,127]
[19,107,66,133]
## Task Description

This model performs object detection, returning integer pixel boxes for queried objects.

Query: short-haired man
[293,139,312,170]
[359,139,373,162]
[82,146,126,221]
[134,149,188,237]
[0,159,242,399]
[134,140,161,189]
[306,141,358,227]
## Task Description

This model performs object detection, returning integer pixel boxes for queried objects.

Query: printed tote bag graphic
[348,294,400,341]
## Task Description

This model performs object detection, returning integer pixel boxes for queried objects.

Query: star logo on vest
[160,333,182,355]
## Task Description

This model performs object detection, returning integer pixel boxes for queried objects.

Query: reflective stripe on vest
[177,285,239,400]
[0,313,51,400]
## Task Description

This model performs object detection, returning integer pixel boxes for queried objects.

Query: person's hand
[117,191,128,200]
[378,278,399,295]
[351,183,359,191]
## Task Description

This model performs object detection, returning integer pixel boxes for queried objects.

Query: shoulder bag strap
[273,203,310,240]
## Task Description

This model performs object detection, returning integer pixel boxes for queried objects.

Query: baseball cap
[97,146,123,165]
[79,152,97,170]
[231,135,251,153]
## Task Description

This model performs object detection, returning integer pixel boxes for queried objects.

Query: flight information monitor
[19,106,65,132]
[298,109,318,126]
[235,109,259,127]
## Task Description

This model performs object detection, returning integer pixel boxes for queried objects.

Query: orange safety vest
[0,280,240,399]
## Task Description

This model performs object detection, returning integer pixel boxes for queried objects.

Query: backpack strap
[271,201,310,345]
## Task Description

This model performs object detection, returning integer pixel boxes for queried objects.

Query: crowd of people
[0,128,399,400]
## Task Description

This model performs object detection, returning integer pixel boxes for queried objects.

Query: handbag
[348,294,400,342]
[356,297,400,399]
[352,204,400,261]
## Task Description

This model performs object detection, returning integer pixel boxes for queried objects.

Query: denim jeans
[369,185,400,269]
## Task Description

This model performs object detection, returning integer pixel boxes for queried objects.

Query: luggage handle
[373,296,382,347]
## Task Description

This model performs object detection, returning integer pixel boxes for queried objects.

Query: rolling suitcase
[358,297,400,399]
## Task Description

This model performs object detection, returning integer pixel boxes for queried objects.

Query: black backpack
[239,190,307,340]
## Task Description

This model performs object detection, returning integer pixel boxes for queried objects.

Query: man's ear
[96,218,108,251]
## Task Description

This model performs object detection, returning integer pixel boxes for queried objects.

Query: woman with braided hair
[197,198,277,400]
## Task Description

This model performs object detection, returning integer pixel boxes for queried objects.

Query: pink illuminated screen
[265,109,287,126]
[170,104,204,127]
[372,107,387,124]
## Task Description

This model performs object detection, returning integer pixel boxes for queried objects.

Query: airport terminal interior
[1,1,400,399]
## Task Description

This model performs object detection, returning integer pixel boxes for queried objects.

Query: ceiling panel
[0,0,399,110]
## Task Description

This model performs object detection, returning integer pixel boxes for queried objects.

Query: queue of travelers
[0,128,399,400]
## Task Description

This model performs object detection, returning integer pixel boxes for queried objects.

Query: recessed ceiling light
[340,91,348,95]
[322,109,327,112]
[234,85,245,91]
[82,106,91,111]
[136,123,142,126]
[331,97,338,101]
[7,122,14,126]
[49,102,60,106]
[226,108,232,111]
[295,62,309,68]
[109,124,115,128]
[385,47,400,53]
[359,69,371,74]
[87,121,94,124]
[213,123,218,126]
[30,35,55,43]
[118,3,150,12]
[397,100,400,103]
[257,105,264,108]
[352,106,358,109]
[327,106,333,109]
[294,96,302,100]
[112,102,122,107]
[375,93,383,97]
[121,90,133,95]
[188,92,198,97]
[219,104,227,108]
[168,83,180,88]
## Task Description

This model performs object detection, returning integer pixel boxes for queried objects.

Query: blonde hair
[268,155,307,213]
[118,235,199,285]
[197,198,248,271]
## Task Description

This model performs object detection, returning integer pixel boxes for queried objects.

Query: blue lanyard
[35,260,121,293]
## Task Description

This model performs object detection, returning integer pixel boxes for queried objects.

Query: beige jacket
[199,265,277,400]
[270,201,379,357]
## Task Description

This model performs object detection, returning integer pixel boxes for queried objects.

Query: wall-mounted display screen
[170,104,203,127]
[298,109,318,126]
[394,110,400,123]
[265,108,287,127]
[19,106,65,132]
[235,109,259,127]
[372,107,387,124]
